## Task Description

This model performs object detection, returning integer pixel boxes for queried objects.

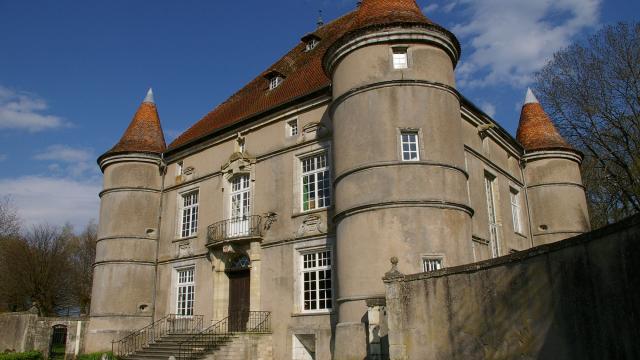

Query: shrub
[0,351,42,360]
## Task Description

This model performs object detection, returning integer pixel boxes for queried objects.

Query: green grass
[0,351,42,360]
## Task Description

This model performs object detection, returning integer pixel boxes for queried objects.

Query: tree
[69,220,97,314]
[0,196,19,237]
[0,224,74,315]
[535,22,640,228]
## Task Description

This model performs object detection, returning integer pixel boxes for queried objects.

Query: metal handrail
[177,311,271,360]
[112,314,204,358]
[207,215,262,244]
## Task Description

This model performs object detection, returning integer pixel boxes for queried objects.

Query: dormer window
[265,70,285,90]
[269,76,283,90]
[302,34,321,52]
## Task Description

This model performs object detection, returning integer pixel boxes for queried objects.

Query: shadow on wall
[384,214,640,359]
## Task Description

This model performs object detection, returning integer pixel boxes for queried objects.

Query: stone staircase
[120,333,234,360]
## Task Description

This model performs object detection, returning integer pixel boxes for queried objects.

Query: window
[269,76,283,90]
[305,39,319,51]
[301,152,331,211]
[176,161,183,176]
[301,250,332,311]
[510,187,523,234]
[176,267,195,316]
[392,47,408,69]
[180,191,199,238]
[484,174,499,257]
[400,131,419,161]
[229,175,251,237]
[422,257,443,272]
[287,119,299,137]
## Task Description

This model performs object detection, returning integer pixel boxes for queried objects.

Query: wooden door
[228,269,250,331]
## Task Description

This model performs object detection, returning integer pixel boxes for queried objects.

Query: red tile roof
[516,102,572,151]
[105,100,166,156]
[168,0,447,152]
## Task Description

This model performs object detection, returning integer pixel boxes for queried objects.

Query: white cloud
[34,144,99,178]
[34,144,93,163]
[442,1,458,13]
[0,176,100,230]
[480,101,497,118]
[0,85,69,132]
[453,0,601,88]
[423,4,439,13]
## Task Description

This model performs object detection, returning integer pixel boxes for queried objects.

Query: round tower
[85,89,166,352]
[323,1,472,357]
[517,89,590,245]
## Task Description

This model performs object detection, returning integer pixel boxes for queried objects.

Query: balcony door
[229,175,251,237]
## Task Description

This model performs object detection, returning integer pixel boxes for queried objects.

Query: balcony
[207,215,262,247]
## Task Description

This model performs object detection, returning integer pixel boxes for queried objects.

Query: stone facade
[85,0,591,359]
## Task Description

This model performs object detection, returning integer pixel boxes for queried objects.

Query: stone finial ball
[390,256,398,265]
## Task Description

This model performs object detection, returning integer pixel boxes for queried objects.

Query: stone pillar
[383,258,407,360]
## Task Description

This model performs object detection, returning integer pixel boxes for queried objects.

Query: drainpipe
[151,154,167,324]
[520,156,535,249]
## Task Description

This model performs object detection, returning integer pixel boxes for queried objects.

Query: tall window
[180,191,199,238]
[176,267,195,316]
[301,153,331,211]
[400,131,419,161]
[301,250,332,311]
[510,187,523,234]
[484,174,499,257]
[229,175,251,237]
[392,48,408,69]
[422,257,443,272]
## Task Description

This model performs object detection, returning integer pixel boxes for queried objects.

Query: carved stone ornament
[297,215,326,237]
[176,241,193,258]
[384,256,405,280]
[222,243,243,254]
[263,212,279,231]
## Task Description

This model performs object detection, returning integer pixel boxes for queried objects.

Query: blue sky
[0,0,638,230]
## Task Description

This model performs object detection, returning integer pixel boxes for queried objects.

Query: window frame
[299,248,333,313]
[510,186,524,234]
[269,76,283,90]
[400,130,420,161]
[422,256,444,272]
[484,172,500,258]
[391,46,409,69]
[179,189,199,238]
[287,119,299,137]
[300,151,331,212]
[175,266,195,317]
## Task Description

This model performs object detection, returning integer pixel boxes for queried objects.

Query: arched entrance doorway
[49,325,67,360]
[227,254,250,331]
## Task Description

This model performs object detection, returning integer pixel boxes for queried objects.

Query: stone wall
[384,214,640,360]
[0,312,88,359]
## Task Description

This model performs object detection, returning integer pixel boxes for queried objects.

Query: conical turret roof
[355,0,433,28]
[104,88,166,157]
[516,88,572,151]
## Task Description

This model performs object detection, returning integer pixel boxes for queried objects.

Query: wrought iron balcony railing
[207,215,262,245]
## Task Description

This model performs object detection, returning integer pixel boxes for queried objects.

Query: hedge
[0,351,42,360]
